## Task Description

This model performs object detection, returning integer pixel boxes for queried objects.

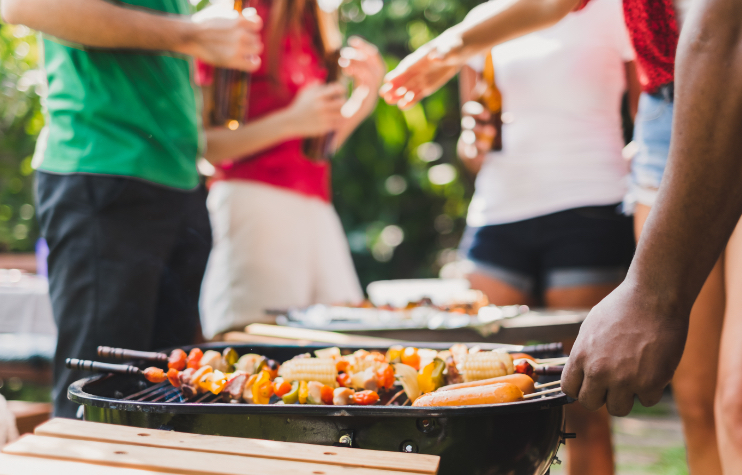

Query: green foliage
[333,0,480,288]
[0,24,42,252]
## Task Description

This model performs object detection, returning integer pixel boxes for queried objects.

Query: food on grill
[438,373,535,395]
[168,349,188,371]
[131,343,559,408]
[278,358,338,387]
[412,382,524,407]
[143,367,167,383]
[456,349,515,382]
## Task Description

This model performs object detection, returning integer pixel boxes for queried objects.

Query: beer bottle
[462,52,503,151]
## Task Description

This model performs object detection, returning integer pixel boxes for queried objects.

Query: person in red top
[196,0,385,340]
[381,0,742,473]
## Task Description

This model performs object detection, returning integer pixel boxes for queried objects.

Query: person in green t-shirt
[2,0,262,418]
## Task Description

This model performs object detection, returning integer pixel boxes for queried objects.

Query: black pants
[35,172,212,418]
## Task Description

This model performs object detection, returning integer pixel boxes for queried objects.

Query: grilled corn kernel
[278,358,338,387]
[458,350,514,382]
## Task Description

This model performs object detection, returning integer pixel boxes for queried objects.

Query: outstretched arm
[562,0,742,416]
[380,0,579,108]
[1,0,263,71]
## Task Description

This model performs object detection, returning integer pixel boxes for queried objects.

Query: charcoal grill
[69,342,571,475]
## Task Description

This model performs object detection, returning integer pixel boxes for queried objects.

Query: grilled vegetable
[412,382,523,407]
[143,367,166,383]
[168,349,187,371]
[337,373,351,387]
[321,385,334,405]
[351,390,379,405]
[282,381,300,404]
[273,380,293,397]
[458,349,514,382]
[393,363,421,402]
[242,374,258,403]
[235,354,263,374]
[200,350,226,372]
[401,347,421,370]
[386,345,404,363]
[252,370,273,404]
[278,358,338,387]
[314,347,341,359]
[222,347,239,370]
[418,358,445,394]
[198,370,227,395]
[167,368,181,388]
[299,381,309,404]
[186,348,203,369]
[376,363,395,390]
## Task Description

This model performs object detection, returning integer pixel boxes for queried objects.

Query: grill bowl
[70,343,569,475]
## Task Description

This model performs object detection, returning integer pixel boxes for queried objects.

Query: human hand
[185,4,263,72]
[284,82,347,137]
[561,280,689,416]
[339,37,386,119]
[380,30,467,109]
[457,101,495,172]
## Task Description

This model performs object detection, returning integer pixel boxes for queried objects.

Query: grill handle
[66,358,142,376]
[520,342,563,356]
[97,346,168,363]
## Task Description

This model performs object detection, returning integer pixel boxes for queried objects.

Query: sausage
[436,373,535,395]
[412,382,523,407]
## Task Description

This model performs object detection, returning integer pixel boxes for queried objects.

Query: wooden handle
[66,358,142,376]
[97,346,167,363]
[521,342,563,356]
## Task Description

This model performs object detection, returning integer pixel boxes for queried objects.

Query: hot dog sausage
[412,382,523,407]
[436,373,535,395]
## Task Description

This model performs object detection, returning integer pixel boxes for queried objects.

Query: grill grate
[122,382,220,404]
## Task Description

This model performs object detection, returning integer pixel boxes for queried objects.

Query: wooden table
[1,418,439,475]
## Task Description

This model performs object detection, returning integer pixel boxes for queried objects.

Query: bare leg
[716,221,742,473]
[636,203,724,475]
[546,285,618,475]
[466,271,532,306]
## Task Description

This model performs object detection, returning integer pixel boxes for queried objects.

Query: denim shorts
[459,205,635,297]
[624,92,674,213]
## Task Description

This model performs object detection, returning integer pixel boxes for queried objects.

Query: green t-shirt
[37,0,201,190]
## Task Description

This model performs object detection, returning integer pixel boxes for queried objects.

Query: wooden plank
[3,434,434,475]
[34,419,439,474]
[0,453,162,475]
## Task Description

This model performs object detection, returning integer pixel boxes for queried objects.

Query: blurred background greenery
[0,0,482,288]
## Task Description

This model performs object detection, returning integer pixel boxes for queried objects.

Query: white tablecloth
[0,271,56,336]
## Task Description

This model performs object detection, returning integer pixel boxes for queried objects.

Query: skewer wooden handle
[97,346,168,363]
[521,342,563,355]
[534,366,563,376]
[66,358,142,376]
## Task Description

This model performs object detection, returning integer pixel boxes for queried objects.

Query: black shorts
[460,205,635,296]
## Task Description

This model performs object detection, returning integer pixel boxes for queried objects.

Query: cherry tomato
[401,347,420,371]
[265,359,280,380]
[376,363,395,389]
[167,349,187,371]
[273,381,293,397]
[351,390,379,406]
[336,360,350,373]
[186,348,203,369]
[143,367,166,383]
[337,373,352,387]
[321,385,334,405]
[166,368,181,388]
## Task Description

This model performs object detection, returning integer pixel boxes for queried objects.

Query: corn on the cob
[458,349,514,382]
[278,358,338,387]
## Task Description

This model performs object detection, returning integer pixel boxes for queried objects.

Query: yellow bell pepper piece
[417,358,445,394]
[299,380,309,404]
[252,370,273,404]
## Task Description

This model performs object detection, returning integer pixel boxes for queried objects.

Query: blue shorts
[460,205,635,297]
[624,92,673,212]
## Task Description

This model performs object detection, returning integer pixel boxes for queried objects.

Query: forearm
[451,0,579,58]
[204,110,295,165]
[626,0,742,311]
[2,0,195,54]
